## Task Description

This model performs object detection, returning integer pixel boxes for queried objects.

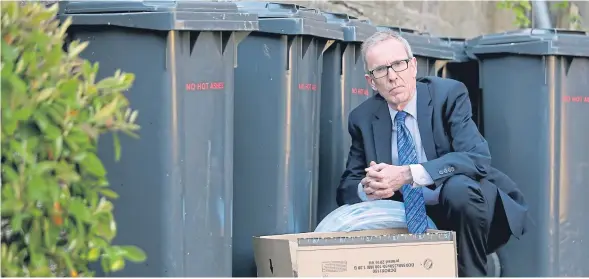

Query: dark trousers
[425,175,511,277]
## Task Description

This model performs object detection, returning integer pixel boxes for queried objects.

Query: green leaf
[55,161,81,182]
[99,188,119,199]
[1,40,18,62]
[95,213,116,241]
[2,166,19,182]
[2,117,18,136]
[120,246,147,263]
[10,213,24,232]
[35,161,57,175]
[43,217,60,253]
[0,199,23,215]
[68,198,92,223]
[60,251,75,277]
[72,152,87,162]
[29,5,55,25]
[9,75,27,98]
[93,97,119,122]
[100,257,111,273]
[27,174,48,201]
[110,258,125,272]
[95,77,120,90]
[113,133,121,161]
[80,152,107,177]
[87,248,100,262]
[28,220,46,270]
[89,235,109,249]
[34,113,61,140]
[36,87,55,102]
[54,136,63,159]
[67,40,89,58]
[13,106,34,121]
[94,197,114,214]
[82,60,94,79]
[66,127,92,150]
[57,78,80,98]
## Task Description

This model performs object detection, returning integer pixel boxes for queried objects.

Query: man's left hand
[363,163,413,198]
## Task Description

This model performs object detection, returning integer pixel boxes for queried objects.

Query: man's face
[364,39,417,108]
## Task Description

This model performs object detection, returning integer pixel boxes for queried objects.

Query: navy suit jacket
[336,76,529,246]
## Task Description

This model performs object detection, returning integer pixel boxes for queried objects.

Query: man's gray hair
[361,30,414,73]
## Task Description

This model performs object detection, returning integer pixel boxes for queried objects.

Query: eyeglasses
[369,58,412,79]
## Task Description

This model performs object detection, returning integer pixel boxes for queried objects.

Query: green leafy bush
[496,0,584,30]
[1,2,146,276]
[496,0,532,28]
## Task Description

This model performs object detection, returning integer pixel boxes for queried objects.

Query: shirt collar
[388,90,418,122]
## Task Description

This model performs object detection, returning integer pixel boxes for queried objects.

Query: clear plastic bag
[314,200,437,232]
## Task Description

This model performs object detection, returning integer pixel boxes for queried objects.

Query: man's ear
[365,74,376,90]
[410,57,418,78]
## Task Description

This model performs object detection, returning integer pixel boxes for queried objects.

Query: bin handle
[387,26,419,35]
[265,2,297,11]
[298,7,321,14]
[439,37,465,44]
[321,12,359,21]
[419,31,435,37]
[529,27,588,36]
[265,2,316,13]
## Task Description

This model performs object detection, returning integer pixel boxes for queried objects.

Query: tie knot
[395,111,408,124]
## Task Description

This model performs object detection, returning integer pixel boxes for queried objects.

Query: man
[336,30,529,277]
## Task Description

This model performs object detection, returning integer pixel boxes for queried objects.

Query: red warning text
[563,96,589,103]
[298,83,317,91]
[352,88,369,96]
[186,82,225,91]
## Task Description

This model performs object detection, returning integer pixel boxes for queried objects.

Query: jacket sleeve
[421,81,492,187]
[336,114,367,206]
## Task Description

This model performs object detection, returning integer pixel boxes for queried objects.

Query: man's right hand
[361,161,396,199]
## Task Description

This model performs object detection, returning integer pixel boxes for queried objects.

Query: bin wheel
[486,252,502,277]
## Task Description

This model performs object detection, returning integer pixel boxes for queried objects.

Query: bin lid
[440,37,470,62]
[61,1,240,13]
[376,26,456,60]
[59,1,259,31]
[236,2,344,40]
[465,28,589,58]
[321,12,377,42]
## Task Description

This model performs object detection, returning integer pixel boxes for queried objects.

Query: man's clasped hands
[361,161,414,200]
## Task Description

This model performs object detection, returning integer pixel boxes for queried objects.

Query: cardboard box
[253,228,457,277]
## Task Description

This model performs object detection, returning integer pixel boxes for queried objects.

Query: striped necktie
[395,111,428,234]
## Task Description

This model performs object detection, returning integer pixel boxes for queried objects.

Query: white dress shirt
[357,92,441,205]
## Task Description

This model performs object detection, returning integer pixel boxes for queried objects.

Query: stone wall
[287,0,519,38]
[237,1,588,38]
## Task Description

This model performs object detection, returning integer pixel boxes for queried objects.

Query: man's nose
[387,67,398,81]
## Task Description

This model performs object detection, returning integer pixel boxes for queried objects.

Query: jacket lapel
[416,82,437,161]
[372,97,393,165]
